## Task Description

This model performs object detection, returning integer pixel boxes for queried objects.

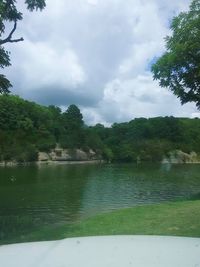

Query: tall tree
[62,104,84,148]
[63,104,84,130]
[152,0,200,109]
[0,0,46,94]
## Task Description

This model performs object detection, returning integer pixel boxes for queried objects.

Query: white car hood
[0,236,200,267]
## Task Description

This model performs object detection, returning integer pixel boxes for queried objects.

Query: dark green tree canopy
[0,0,46,94]
[63,104,84,129]
[152,0,200,109]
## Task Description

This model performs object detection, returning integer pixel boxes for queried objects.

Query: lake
[0,163,200,242]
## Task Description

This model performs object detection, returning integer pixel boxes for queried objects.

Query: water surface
[0,163,200,241]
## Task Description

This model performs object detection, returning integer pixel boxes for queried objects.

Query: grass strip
[1,200,200,245]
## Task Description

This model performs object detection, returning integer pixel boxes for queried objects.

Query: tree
[62,105,84,148]
[63,104,84,129]
[0,0,46,94]
[48,105,62,142]
[152,0,200,109]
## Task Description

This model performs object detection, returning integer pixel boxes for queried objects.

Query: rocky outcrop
[38,152,50,162]
[38,148,101,162]
[162,150,199,164]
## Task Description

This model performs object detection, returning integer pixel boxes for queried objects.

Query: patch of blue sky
[145,56,160,71]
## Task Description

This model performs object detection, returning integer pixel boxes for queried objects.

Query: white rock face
[38,148,100,162]
[38,152,49,161]
[162,150,199,164]
[0,236,200,267]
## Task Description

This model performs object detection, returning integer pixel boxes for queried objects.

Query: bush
[14,145,38,162]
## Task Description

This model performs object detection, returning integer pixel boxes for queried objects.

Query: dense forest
[0,95,200,163]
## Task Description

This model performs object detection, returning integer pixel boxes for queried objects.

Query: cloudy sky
[4,0,200,125]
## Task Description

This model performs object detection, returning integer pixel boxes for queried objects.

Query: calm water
[0,163,200,241]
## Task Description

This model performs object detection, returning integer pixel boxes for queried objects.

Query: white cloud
[4,0,198,125]
[83,73,197,126]
[191,113,200,118]
[87,0,98,6]
[7,40,87,94]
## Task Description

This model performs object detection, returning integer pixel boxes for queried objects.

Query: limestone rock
[163,150,199,164]
[38,152,49,162]
[47,148,100,161]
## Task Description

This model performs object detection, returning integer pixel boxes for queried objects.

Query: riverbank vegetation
[1,200,200,245]
[0,95,200,163]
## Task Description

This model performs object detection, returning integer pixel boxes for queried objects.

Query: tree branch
[0,21,24,45]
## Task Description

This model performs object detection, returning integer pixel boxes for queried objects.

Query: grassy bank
[1,200,200,245]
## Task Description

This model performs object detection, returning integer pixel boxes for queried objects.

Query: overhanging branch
[0,21,24,45]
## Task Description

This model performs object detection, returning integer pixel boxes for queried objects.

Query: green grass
[1,200,200,245]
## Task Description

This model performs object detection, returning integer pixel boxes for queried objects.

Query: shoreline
[1,200,200,245]
[0,159,105,167]
[37,159,105,165]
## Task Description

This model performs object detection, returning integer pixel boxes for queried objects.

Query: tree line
[0,95,200,163]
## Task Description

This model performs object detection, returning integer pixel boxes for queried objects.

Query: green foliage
[84,127,104,151]
[0,95,56,161]
[102,146,113,162]
[62,105,84,149]
[0,95,200,163]
[0,0,46,93]
[152,0,200,109]
[63,104,83,130]
[25,0,46,11]
[14,145,38,163]
[103,116,200,162]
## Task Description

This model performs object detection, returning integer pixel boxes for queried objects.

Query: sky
[4,0,200,125]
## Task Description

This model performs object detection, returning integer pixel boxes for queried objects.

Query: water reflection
[80,164,200,216]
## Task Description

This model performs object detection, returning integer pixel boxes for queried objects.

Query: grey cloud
[137,94,157,104]
[23,85,100,107]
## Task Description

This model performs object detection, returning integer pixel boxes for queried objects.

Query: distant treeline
[0,95,200,163]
